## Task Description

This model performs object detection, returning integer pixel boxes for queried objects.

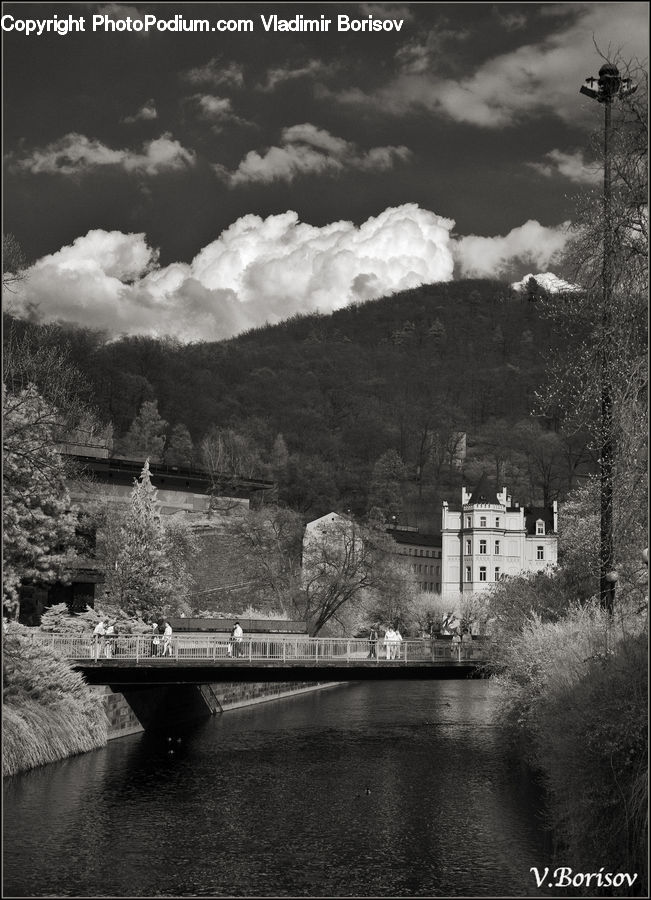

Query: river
[3,679,555,897]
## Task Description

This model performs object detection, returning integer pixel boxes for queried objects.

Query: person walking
[461,628,473,659]
[451,629,462,660]
[162,620,173,658]
[367,624,378,659]
[104,621,115,658]
[151,622,160,657]
[393,625,403,660]
[232,621,244,658]
[93,619,107,661]
[383,625,395,660]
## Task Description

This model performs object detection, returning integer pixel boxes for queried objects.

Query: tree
[229,506,304,615]
[164,423,194,467]
[119,400,167,462]
[299,515,414,635]
[536,59,648,607]
[107,460,196,618]
[200,425,264,488]
[3,384,78,617]
[2,233,27,292]
[367,450,405,520]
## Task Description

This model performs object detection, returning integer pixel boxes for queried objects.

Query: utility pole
[579,62,637,613]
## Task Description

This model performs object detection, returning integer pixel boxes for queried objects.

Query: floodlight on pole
[578,61,636,614]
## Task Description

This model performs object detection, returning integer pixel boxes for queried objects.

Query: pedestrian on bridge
[367,624,379,659]
[393,625,403,660]
[151,622,160,657]
[162,621,173,657]
[383,625,397,660]
[93,619,107,661]
[232,621,244,657]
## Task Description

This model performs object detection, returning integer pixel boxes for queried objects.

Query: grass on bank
[490,600,648,893]
[3,630,108,777]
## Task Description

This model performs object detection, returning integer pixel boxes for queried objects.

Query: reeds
[3,633,108,777]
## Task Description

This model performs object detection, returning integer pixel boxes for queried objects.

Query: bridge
[29,633,490,683]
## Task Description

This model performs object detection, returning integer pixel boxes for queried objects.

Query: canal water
[3,680,555,898]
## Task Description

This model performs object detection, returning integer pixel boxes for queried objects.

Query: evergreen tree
[164,423,194,467]
[3,384,78,617]
[120,400,167,462]
[112,460,195,618]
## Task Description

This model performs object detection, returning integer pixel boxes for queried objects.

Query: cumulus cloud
[330,3,648,127]
[12,132,195,176]
[122,99,158,124]
[454,219,570,278]
[215,123,411,185]
[528,149,602,185]
[6,206,573,343]
[183,57,245,88]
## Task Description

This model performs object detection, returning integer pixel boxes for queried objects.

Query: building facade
[387,526,442,593]
[440,478,558,600]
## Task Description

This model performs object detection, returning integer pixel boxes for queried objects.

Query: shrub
[3,632,108,776]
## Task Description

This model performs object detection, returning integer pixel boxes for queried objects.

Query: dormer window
[536,520,545,535]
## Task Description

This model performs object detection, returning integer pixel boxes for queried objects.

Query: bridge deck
[27,634,488,663]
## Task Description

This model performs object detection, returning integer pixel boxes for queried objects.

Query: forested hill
[6,278,587,526]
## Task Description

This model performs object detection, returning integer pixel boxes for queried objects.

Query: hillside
[4,278,591,527]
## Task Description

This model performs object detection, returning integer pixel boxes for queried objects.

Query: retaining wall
[99,681,343,739]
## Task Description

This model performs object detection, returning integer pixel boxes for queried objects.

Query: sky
[2,1,648,342]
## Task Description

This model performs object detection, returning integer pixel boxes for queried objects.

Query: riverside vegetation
[3,626,108,776]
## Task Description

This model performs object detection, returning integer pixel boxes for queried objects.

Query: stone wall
[100,681,343,739]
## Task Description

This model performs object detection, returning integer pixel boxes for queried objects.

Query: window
[495,567,501,581]
[465,566,471,582]
[436,565,440,576]
[537,546,544,560]
[495,517,500,528]
[479,540,487,554]
[465,516,471,528]
[479,567,487,582]
[465,539,471,555]
[436,583,440,592]
[536,520,545,535]
[480,516,487,527]
[494,540,500,555]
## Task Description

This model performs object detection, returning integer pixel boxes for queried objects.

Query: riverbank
[3,632,108,777]
[3,630,347,774]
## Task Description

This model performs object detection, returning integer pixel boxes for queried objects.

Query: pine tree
[112,460,196,618]
[164,423,194,467]
[120,400,167,462]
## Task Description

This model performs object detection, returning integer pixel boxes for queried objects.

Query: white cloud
[12,132,195,176]
[188,94,252,130]
[216,124,411,185]
[331,3,648,127]
[455,219,571,278]
[122,99,158,124]
[7,207,573,343]
[528,148,602,184]
[183,57,244,88]
[258,59,338,91]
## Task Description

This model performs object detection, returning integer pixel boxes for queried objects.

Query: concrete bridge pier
[97,684,213,739]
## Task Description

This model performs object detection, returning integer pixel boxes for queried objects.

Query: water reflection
[4,680,554,897]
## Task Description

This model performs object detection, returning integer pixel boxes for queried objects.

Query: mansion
[306,476,558,601]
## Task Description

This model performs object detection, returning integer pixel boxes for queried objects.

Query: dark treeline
[3,278,594,526]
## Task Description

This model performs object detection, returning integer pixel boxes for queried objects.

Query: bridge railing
[23,633,490,664]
